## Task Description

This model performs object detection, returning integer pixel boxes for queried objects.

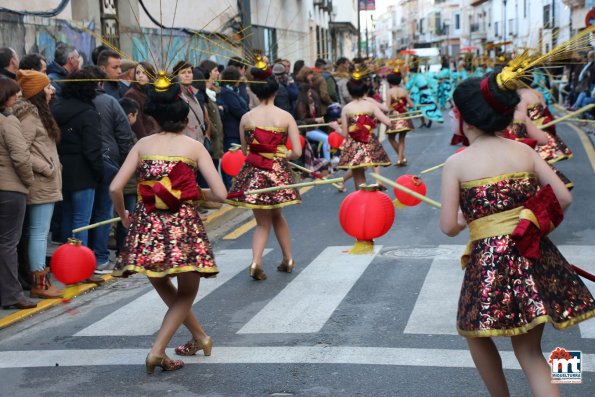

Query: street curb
[0,203,247,330]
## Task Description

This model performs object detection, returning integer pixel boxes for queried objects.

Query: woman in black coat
[51,68,103,245]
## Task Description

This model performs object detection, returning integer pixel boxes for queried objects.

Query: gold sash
[254,144,288,160]
[461,206,541,269]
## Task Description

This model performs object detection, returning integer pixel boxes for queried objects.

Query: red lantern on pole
[221,149,246,177]
[328,132,344,149]
[50,238,96,285]
[339,185,395,254]
[393,175,427,207]
[286,135,305,151]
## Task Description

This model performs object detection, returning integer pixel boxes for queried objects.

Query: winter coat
[46,62,68,96]
[13,101,62,204]
[51,97,103,191]
[92,89,134,165]
[0,112,33,194]
[205,96,224,159]
[217,86,249,140]
[274,83,293,114]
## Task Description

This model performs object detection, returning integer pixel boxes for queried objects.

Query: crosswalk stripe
[1,346,593,371]
[237,245,382,334]
[404,245,595,338]
[75,249,270,336]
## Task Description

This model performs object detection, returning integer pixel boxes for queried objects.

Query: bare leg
[398,132,407,163]
[149,272,200,356]
[271,208,292,261]
[511,324,560,397]
[387,133,399,158]
[352,168,366,190]
[251,209,273,268]
[150,276,208,342]
[342,169,353,183]
[466,336,510,397]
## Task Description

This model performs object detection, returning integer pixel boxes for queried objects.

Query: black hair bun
[453,73,520,134]
[144,82,189,129]
[387,73,402,85]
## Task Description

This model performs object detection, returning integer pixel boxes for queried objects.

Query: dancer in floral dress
[440,66,594,396]
[386,70,415,166]
[110,81,227,373]
[226,61,302,281]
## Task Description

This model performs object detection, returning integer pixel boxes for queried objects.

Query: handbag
[203,135,214,156]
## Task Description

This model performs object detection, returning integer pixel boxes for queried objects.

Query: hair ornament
[154,70,172,92]
[251,55,272,79]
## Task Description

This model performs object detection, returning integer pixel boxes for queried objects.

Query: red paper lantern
[50,239,96,284]
[393,175,427,207]
[339,186,395,253]
[286,134,305,151]
[221,150,246,177]
[328,132,344,149]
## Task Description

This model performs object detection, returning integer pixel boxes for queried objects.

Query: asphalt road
[1,116,594,397]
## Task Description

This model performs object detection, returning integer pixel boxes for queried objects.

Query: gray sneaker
[94,261,115,275]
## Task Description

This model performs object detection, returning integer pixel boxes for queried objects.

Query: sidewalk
[0,203,247,329]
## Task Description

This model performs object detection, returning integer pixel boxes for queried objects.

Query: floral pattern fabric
[504,121,573,189]
[338,113,392,169]
[226,127,301,209]
[113,157,218,278]
[389,97,414,134]
[457,173,595,337]
[527,104,572,163]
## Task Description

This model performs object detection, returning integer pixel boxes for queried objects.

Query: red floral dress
[527,104,572,163]
[457,172,595,337]
[389,97,414,134]
[504,121,573,189]
[338,113,391,169]
[113,156,218,278]
[226,127,301,209]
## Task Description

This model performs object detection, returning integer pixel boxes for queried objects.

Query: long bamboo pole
[287,161,343,190]
[72,217,121,234]
[245,178,343,195]
[370,173,442,208]
[540,104,595,129]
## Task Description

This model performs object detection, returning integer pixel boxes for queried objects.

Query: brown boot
[30,269,63,299]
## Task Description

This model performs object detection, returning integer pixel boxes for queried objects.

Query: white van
[412,48,441,73]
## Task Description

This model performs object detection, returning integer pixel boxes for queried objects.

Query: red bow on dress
[392,98,407,114]
[245,128,286,170]
[348,114,376,143]
[511,184,563,258]
[138,161,201,213]
[500,132,538,148]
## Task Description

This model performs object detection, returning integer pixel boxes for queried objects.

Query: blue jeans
[89,177,115,264]
[24,203,55,272]
[574,93,595,109]
[115,193,137,254]
[223,136,241,190]
[306,129,331,162]
[61,188,95,246]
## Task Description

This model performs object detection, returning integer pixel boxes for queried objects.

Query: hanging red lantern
[286,134,305,151]
[393,175,427,207]
[328,132,344,149]
[50,238,96,284]
[221,149,246,177]
[339,185,395,254]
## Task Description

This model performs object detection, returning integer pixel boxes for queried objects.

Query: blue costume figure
[436,65,454,109]
[455,61,469,84]
[406,63,443,126]
[531,69,553,107]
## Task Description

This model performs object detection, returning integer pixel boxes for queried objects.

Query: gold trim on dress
[337,161,392,169]
[460,172,535,189]
[244,126,288,133]
[140,155,197,167]
[458,308,595,337]
[548,153,573,164]
[112,264,219,278]
[347,112,373,117]
[224,199,302,209]
[386,127,413,134]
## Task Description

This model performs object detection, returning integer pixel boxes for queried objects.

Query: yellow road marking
[553,104,595,174]
[0,275,113,329]
[222,186,315,240]
[203,204,234,225]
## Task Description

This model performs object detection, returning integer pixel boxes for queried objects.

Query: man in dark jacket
[217,66,249,189]
[84,66,134,273]
[47,43,80,96]
[97,49,123,99]
[0,47,19,80]
[272,63,293,114]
